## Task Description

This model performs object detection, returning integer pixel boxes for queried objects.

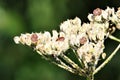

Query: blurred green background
[0,0,120,80]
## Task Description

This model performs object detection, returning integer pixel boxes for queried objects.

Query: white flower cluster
[14,7,120,71]
[88,7,120,30]
[14,31,69,56]
[60,17,105,68]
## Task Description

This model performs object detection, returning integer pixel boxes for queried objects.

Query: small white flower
[116,8,120,18]
[116,23,120,29]
[25,33,32,46]
[60,17,81,35]
[60,19,71,32]
[36,44,45,54]
[94,15,102,22]
[77,42,94,59]
[97,31,105,40]
[110,14,118,22]
[101,10,108,20]
[14,36,20,44]
[93,40,104,55]
[88,14,94,22]
[80,23,91,32]
[105,7,114,15]
[69,34,77,46]
[102,53,106,59]
[87,30,96,41]
[44,43,52,55]
[44,31,51,42]
[59,32,66,37]
[104,22,109,29]
[52,30,58,41]
[19,34,26,44]
[71,17,81,27]
[18,33,32,46]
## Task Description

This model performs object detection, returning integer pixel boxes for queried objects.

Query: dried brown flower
[93,8,102,16]
[31,33,38,42]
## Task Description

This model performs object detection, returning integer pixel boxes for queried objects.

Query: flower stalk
[37,51,76,74]
[109,35,120,43]
[60,54,86,76]
[93,44,120,75]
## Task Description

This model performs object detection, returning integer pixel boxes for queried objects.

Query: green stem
[109,35,120,43]
[60,54,86,76]
[52,57,76,74]
[86,75,94,80]
[72,49,85,68]
[87,77,90,80]
[93,44,120,75]
[36,51,76,74]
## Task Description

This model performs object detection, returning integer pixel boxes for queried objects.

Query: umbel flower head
[14,31,69,56]
[14,7,120,80]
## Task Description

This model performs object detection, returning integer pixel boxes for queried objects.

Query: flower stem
[36,51,76,74]
[93,44,120,75]
[72,49,85,68]
[109,35,120,43]
[60,54,86,76]
[52,57,76,74]
[86,74,94,80]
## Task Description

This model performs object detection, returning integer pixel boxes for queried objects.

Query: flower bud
[93,8,102,16]
[80,37,87,44]
[31,33,38,43]
[14,36,20,44]
[56,37,65,41]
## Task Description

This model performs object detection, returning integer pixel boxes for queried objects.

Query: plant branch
[52,57,77,74]
[72,49,85,68]
[109,35,120,43]
[60,54,86,76]
[37,51,76,74]
[93,44,120,75]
